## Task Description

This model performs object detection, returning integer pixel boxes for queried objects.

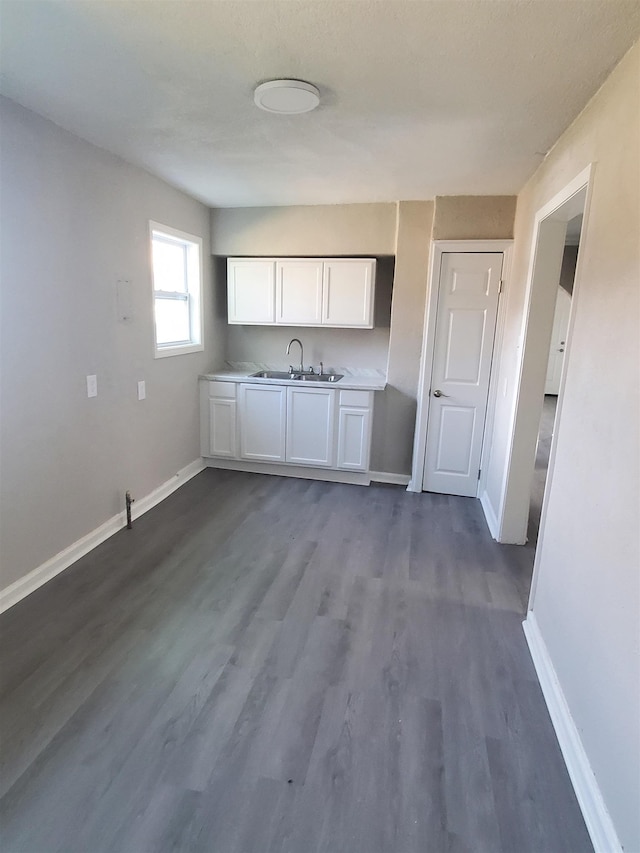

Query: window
[150,222,203,357]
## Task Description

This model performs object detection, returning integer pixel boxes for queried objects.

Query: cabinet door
[337,406,371,470]
[238,384,286,461]
[209,399,236,458]
[276,260,323,325]
[227,259,275,324]
[286,387,335,467]
[322,259,375,328]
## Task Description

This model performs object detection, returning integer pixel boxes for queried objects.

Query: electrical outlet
[87,374,97,398]
[137,380,146,400]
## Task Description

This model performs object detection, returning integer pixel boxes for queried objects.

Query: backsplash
[225,361,386,380]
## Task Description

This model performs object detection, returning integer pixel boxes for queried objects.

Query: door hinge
[477,468,481,480]
[499,279,504,294]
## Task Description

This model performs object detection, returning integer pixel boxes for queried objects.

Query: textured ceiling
[1,0,639,207]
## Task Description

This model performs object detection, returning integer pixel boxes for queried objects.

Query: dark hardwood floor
[0,469,592,852]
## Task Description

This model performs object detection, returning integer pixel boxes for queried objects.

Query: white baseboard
[370,471,411,486]
[0,459,205,614]
[523,613,622,853]
[204,457,371,486]
[479,490,500,540]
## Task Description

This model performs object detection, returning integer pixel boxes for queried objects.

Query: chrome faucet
[286,338,304,373]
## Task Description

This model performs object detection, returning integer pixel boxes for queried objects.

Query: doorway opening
[528,215,582,544]
[495,166,592,615]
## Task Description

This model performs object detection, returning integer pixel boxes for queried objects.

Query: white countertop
[200,367,386,392]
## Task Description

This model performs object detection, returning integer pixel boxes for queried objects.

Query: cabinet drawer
[339,389,370,408]
[208,381,236,399]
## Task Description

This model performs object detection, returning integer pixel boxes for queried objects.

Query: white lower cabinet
[336,389,372,471]
[286,386,335,467]
[238,384,286,462]
[201,380,238,459]
[202,379,374,478]
[209,398,236,458]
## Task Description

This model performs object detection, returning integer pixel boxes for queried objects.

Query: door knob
[433,389,448,397]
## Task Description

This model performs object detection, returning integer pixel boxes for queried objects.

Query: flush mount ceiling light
[254,79,320,114]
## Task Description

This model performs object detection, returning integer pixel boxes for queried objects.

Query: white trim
[0,459,205,614]
[523,614,622,853]
[132,458,205,518]
[154,342,204,359]
[497,164,594,546]
[149,220,204,359]
[370,471,411,486]
[478,245,513,498]
[204,457,371,486]
[0,515,123,614]
[409,240,513,495]
[479,490,500,539]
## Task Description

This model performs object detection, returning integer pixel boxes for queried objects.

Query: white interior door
[544,286,571,394]
[423,252,503,497]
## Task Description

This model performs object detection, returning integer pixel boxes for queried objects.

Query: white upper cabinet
[227,259,275,324]
[322,260,375,328]
[276,260,324,325]
[227,258,375,328]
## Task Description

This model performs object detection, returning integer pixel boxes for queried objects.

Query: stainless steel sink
[295,374,343,382]
[250,371,297,380]
[250,370,343,383]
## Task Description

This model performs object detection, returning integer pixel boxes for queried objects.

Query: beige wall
[432,195,516,240]
[211,203,398,256]
[372,201,434,474]
[0,98,223,591]
[484,42,639,851]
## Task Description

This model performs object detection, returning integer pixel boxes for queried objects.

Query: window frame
[150,221,204,358]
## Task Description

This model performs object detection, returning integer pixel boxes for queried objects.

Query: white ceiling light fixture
[254,79,320,114]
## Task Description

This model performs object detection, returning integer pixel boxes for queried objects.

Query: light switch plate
[137,380,146,400]
[87,374,97,398]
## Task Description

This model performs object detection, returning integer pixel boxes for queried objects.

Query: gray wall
[559,245,579,295]
[0,97,223,591]
[483,41,639,851]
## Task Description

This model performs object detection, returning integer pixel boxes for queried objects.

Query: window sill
[154,343,204,359]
